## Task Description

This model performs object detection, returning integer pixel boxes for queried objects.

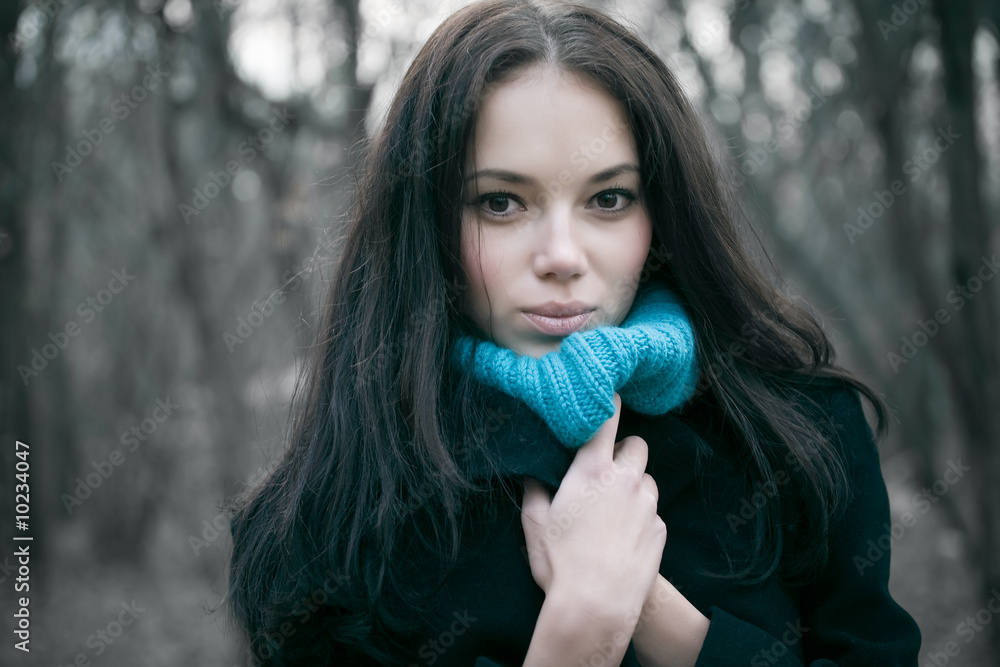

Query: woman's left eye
[590,188,637,214]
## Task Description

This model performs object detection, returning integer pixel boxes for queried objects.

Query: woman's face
[460,64,653,358]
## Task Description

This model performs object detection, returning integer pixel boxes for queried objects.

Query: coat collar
[452,378,718,494]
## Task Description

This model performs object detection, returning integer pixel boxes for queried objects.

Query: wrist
[632,575,709,667]
[524,587,638,667]
[549,579,645,633]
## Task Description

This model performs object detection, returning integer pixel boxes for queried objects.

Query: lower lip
[523,311,593,336]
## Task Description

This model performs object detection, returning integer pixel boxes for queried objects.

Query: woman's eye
[469,188,636,219]
[591,189,636,213]
[595,192,621,208]
[471,193,523,219]
[485,196,513,214]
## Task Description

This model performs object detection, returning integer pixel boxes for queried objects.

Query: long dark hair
[225,0,890,663]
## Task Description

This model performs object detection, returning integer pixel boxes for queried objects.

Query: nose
[532,203,588,281]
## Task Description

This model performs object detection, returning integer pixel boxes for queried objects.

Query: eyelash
[468,186,639,220]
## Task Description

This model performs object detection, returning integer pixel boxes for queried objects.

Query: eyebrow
[465,163,640,185]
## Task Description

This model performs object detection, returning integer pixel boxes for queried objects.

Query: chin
[511,338,562,359]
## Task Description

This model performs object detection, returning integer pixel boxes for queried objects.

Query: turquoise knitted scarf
[450,284,700,448]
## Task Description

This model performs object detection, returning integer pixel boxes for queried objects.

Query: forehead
[467,64,637,174]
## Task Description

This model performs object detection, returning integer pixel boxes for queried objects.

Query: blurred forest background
[0,0,998,664]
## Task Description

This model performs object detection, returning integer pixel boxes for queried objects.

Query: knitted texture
[451,284,700,448]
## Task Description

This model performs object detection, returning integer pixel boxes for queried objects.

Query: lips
[523,302,595,336]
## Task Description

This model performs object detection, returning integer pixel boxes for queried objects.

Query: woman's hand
[630,574,710,667]
[520,393,666,627]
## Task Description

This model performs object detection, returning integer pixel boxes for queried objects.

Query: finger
[641,472,659,505]
[613,434,649,476]
[519,476,551,526]
[576,392,623,462]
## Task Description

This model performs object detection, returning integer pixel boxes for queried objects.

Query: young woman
[224,1,922,665]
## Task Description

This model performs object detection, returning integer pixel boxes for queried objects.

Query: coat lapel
[452,378,714,497]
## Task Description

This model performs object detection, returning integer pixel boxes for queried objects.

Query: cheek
[461,222,508,287]
[618,219,654,278]
[602,220,652,322]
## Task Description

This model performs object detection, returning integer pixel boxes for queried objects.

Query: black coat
[326,378,922,666]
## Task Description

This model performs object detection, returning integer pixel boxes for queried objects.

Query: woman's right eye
[470,192,524,219]
[486,196,510,213]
